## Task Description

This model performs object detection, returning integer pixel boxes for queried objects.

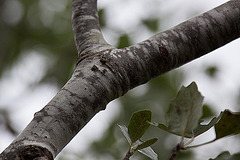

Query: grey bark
[0,0,239,159]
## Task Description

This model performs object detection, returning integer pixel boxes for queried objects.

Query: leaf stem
[185,139,217,149]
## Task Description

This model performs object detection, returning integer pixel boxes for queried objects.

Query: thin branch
[169,143,184,160]
[0,109,18,136]
[185,139,217,149]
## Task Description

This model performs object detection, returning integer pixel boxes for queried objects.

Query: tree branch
[0,0,239,159]
[72,0,113,60]
[106,0,240,90]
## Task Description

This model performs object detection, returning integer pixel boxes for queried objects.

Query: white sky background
[1,0,240,159]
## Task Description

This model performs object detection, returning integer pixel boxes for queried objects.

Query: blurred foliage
[142,18,159,33]
[0,0,76,87]
[205,66,218,78]
[201,104,216,119]
[98,8,106,28]
[0,109,18,136]
[117,34,131,49]
[175,150,194,160]
[209,151,240,160]
[89,68,193,160]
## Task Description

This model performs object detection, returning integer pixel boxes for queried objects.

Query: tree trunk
[0,0,239,159]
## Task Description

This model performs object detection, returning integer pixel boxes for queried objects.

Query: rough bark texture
[0,0,239,159]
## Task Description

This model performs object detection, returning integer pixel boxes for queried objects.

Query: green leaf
[135,138,158,151]
[164,82,203,137]
[118,125,131,144]
[209,151,240,160]
[209,151,231,160]
[205,66,218,78]
[135,139,158,160]
[215,110,240,139]
[201,104,216,119]
[153,113,221,138]
[118,125,158,160]
[192,112,223,137]
[98,9,106,28]
[230,153,240,160]
[117,34,131,49]
[128,110,152,143]
[142,18,159,32]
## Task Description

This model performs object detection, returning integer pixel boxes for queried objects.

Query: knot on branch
[19,145,53,160]
[159,46,169,59]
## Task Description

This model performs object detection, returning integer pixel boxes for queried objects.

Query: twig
[185,139,217,149]
[169,143,184,160]
[123,150,133,160]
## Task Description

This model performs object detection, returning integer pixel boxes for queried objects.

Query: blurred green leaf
[142,18,159,32]
[209,151,231,160]
[98,8,106,28]
[209,151,240,160]
[0,0,75,87]
[175,150,194,160]
[117,34,131,49]
[215,110,240,139]
[135,138,158,151]
[230,153,240,160]
[205,66,218,78]
[128,110,152,143]
[201,104,216,119]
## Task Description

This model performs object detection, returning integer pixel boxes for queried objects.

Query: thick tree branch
[72,0,113,60]
[106,0,240,90]
[0,0,239,159]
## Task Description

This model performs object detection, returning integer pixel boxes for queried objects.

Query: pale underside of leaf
[154,108,222,138]
[166,82,204,137]
[118,125,158,160]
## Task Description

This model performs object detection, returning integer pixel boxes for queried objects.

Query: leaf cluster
[120,82,240,160]
[119,110,158,160]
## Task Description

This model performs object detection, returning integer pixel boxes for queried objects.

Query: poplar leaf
[128,110,152,143]
[192,113,222,137]
[209,151,240,160]
[215,110,240,139]
[209,151,231,160]
[153,82,203,137]
[166,82,203,137]
[152,113,221,138]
